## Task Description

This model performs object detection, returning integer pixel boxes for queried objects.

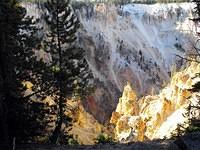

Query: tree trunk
[49,0,64,144]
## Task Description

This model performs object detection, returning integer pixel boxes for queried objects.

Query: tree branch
[175,54,200,63]
[190,105,200,109]
[21,81,56,100]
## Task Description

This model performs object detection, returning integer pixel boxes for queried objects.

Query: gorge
[22,1,200,145]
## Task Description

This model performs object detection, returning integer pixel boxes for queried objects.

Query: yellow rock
[110,112,121,125]
[43,96,56,106]
[68,100,108,145]
[115,82,138,116]
[110,62,200,142]
[22,81,33,90]
[137,118,146,141]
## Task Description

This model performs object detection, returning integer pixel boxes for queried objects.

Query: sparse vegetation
[0,0,200,149]
[95,133,114,144]
[174,43,185,52]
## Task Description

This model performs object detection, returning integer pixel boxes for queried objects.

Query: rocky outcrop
[67,100,108,145]
[110,62,200,142]
[76,3,195,123]
[22,2,195,123]
[115,82,138,116]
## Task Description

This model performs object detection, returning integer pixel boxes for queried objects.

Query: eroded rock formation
[76,3,195,123]
[67,100,109,145]
[110,62,200,142]
[22,2,195,124]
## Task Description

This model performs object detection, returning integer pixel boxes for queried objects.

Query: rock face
[67,100,108,145]
[22,2,196,123]
[76,3,195,122]
[110,62,200,142]
[115,82,138,116]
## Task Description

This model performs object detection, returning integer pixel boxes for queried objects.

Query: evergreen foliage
[186,78,200,133]
[0,0,44,147]
[71,0,191,5]
[172,0,200,139]
[173,76,200,138]
[193,0,200,20]
[95,133,113,144]
[41,0,93,144]
[0,0,93,146]
[187,0,200,133]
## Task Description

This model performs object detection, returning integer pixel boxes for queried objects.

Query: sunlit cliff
[22,2,196,123]
[20,2,200,144]
[76,2,195,122]
[110,62,200,142]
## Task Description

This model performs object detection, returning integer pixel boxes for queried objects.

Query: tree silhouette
[42,0,93,143]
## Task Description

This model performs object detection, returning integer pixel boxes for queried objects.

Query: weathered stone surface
[111,62,200,142]
[116,82,138,116]
[67,100,108,145]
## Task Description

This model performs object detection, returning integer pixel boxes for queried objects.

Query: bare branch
[190,106,200,109]
[193,40,200,56]
[21,81,56,100]
[175,54,200,63]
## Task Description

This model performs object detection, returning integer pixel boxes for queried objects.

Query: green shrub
[68,137,79,145]
[186,125,200,133]
[95,133,113,144]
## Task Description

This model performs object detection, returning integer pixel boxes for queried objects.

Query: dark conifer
[42,0,93,143]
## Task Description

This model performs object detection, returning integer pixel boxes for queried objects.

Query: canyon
[22,1,200,144]
[24,2,196,122]
[111,62,200,142]
[76,2,196,122]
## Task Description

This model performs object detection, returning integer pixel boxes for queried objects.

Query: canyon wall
[23,2,195,123]
[110,62,200,142]
[20,2,200,144]
[76,3,195,122]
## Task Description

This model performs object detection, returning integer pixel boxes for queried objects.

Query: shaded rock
[174,132,200,150]
[17,133,200,150]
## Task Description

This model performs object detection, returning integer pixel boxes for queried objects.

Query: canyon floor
[16,132,200,150]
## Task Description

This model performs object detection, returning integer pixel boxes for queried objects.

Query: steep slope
[66,100,109,145]
[22,2,195,123]
[110,62,200,142]
[76,2,195,122]
[20,2,200,145]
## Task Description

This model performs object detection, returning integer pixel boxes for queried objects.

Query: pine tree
[0,0,54,146]
[185,75,200,133]
[0,0,29,148]
[0,0,39,148]
[42,0,93,144]
[173,0,200,137]
[193,0,200,20]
